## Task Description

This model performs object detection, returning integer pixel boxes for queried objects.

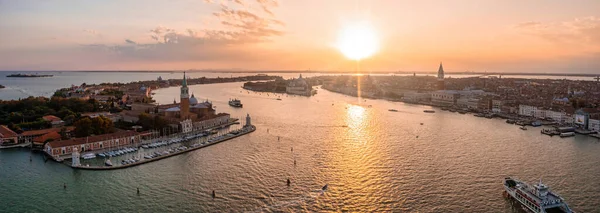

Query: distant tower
[72,147,81,167]
[437,62,445,90]
[245,113,252,127]
[180,72,190,118]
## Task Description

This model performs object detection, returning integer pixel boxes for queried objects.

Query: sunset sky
[1,0,599,73]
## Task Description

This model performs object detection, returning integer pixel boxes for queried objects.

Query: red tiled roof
[47,131,139,148]
[0,125,18,138]
[33,131,62,144]
[42,115,62,122]
[21,126,75,137]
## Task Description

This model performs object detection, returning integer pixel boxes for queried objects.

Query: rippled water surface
[1,82,600,212]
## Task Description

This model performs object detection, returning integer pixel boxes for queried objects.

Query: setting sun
[337,22,379,61]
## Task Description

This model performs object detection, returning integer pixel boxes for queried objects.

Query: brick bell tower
[437,62,445,90]
[180,72,190,118]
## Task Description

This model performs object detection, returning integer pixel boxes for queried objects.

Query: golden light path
[337,21,379,103]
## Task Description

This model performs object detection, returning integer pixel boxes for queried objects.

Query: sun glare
[337,22,379,61]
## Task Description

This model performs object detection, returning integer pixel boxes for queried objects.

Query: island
[6,73,54,78]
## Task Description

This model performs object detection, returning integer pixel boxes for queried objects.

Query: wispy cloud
[516,17,600,46]
[83,29,102,37]
[81,0,284,64]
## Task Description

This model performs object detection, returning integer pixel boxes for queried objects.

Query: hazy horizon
[1,0,599,73]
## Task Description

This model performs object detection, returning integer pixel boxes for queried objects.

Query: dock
[70,125,256,170]
[541,128,559,136]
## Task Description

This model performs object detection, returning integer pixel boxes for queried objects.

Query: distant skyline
[1,0,599,73]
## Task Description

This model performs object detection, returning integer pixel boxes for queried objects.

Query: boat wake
[246,185,329,213]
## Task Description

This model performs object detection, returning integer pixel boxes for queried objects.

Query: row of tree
[0,96,114,131]
[73,116,115,137]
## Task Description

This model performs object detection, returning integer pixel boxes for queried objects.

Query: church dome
[189,94,198,105]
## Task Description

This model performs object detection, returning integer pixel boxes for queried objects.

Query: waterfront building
[402,92,430,103]
[43,131,141,159]
[431,90,459,106]
[545,110,568,123]
[181,119,193,133]
[492,100,503,113]
[574,108,600,130]
[519,105,539,117]
[44,131,141,159]
[437,62,445,90]
[286,74,316,96]
[0,125,18,145]
[588,119,600,132]
[192,114,231,130]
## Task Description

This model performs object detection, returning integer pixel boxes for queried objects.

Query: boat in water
[82,153,96,160]
[560,132,575,138]
[388,109,398,112]
[104,159,113,167]
[228,98,243,108]
[520,126,528,130]
[423,110,436,113]
[503,177,573,213]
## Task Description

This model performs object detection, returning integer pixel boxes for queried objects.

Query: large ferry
[229,98,243,108]
[503,177,573,213]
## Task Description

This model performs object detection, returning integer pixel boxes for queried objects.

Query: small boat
[82,153,96,160]
[560,132,575,138]
[420,123,424,125]
[388,109,398,112]
[520,126,527,130]
[228,98,243,107]
[276,98,282,100]
[104,159,113,167]
[322,184,328,191]
[423,110,436,113]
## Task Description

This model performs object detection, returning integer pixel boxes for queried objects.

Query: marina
[71,124,256,170]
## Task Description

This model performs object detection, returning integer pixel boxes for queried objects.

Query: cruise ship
[228,99,243,108]
[503,177,573,213]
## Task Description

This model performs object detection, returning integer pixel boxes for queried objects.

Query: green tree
[73,117,93,137]
[59,127,69,140]
[91,116,114,135]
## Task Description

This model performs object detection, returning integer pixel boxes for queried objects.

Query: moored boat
[503,177,573,213]
[560,132,575,138]
[520,126,528,130]
[82,153,96,159]
[104,159,113,167]
[423,110,436,113]
[388,109,398,112]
